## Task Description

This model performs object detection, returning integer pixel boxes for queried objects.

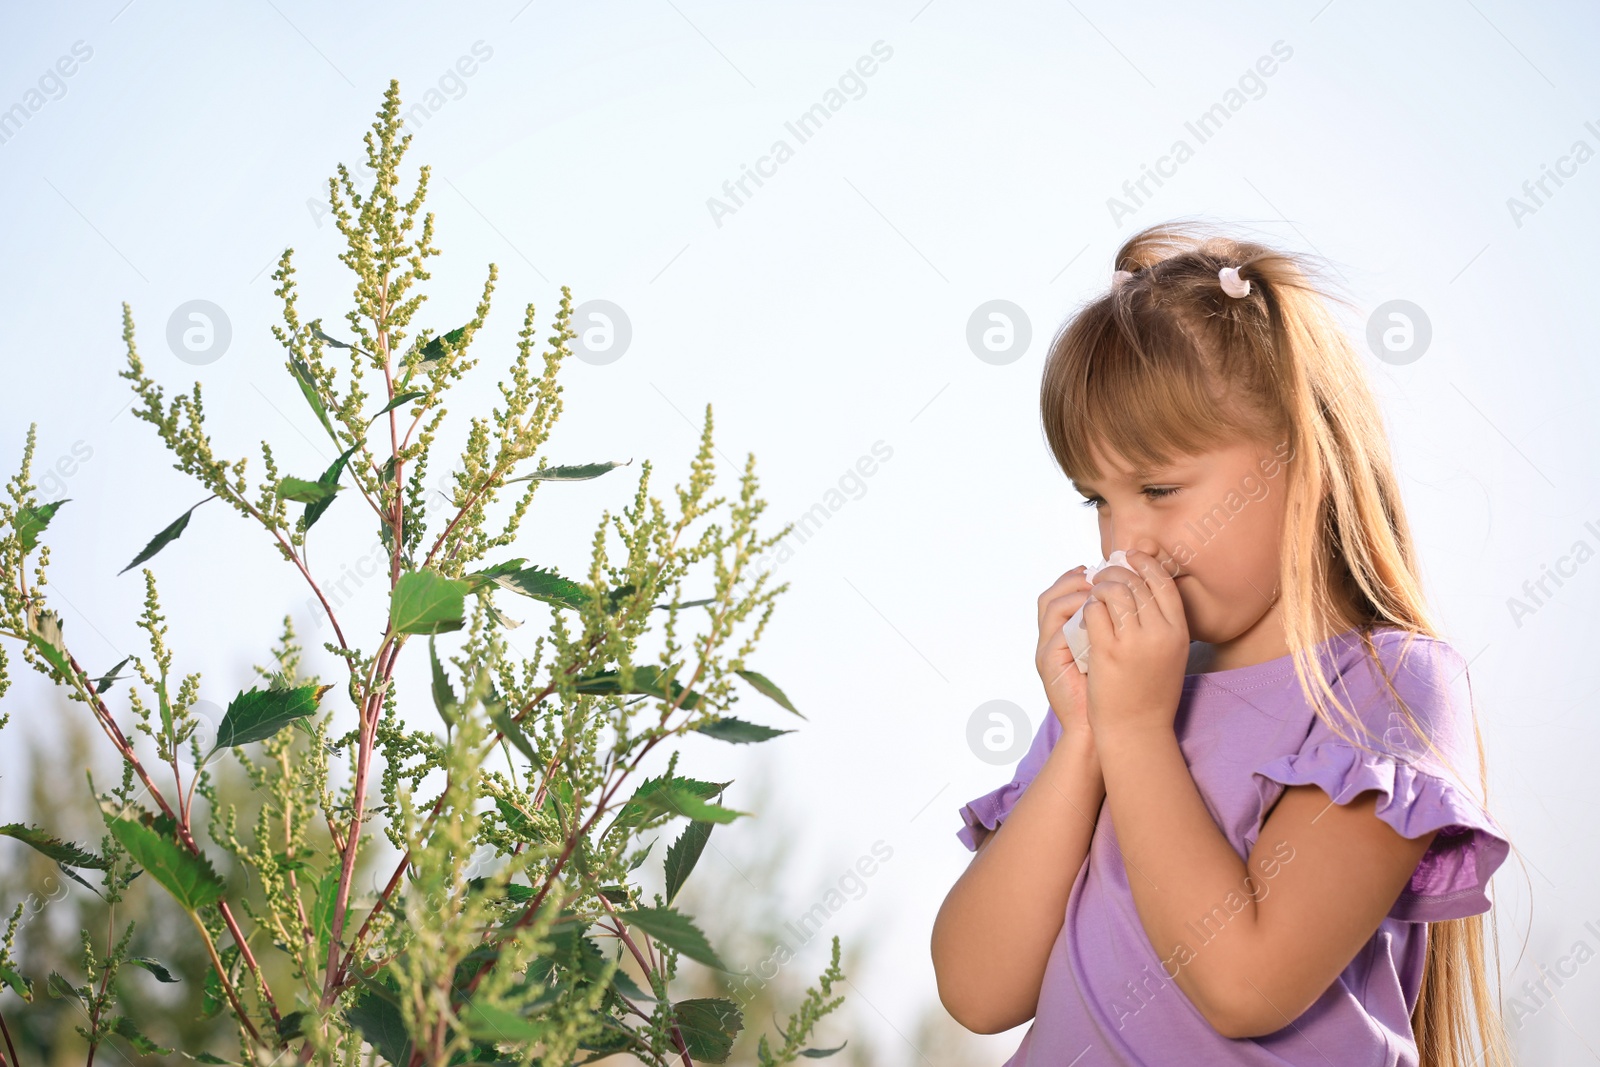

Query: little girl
[931,222,1516,1067]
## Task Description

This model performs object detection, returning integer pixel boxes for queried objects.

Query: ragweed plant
[0,80,846,1067]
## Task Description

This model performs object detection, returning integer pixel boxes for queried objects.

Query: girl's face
[1073,436,1296,647]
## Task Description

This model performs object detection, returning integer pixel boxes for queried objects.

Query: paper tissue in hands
[1061,549,1130,674]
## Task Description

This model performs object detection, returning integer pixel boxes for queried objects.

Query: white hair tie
[1218,265,1251,298]
[1112,269,1134,288]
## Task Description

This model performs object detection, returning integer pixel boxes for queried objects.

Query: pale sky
[2,2,1597,1062]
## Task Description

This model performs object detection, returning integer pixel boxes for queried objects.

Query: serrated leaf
[92,654,132,695]
[417,325,468,364]
[0,824,108,869]
[113,1015,173,1055]
[607,775,744,836]
[693,716,795,745]
[617,905,726,971]
[368,390,427,424]
[575,664,706,711]
[627,837,655,872]
[347,987,413,1066]
[664,818,713,905]
[24,607,72,677]
[101,811,225,912]
[276,476,338,504]
[673,997,744,1063]
[211,683,331,756]
[503,459,631,484]
[15,499,68,553]
[312,866,340,959]
[735,669,805,720]
[289,356,339,443]
[305,444,361,531]
[487,699,535,764]
[465,561,588,611]
[56,862,103,899]
[46,971,84,1004]
[429,635,458,728]
[310,322,355,350]
[120,499,209,575]
[390,569,471,635]
[0,963,32,1002]
[193,1052,238,1064]
[126,956,178,983]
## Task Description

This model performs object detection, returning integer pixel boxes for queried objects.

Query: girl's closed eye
[1078,486,1181,509]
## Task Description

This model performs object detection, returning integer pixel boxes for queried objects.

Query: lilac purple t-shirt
[954,625,1510,1066]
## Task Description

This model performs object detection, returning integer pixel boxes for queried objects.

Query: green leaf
[0,824,108,869]
[113,1015,174,1056]
[503,459,631,485]
[735,668,805,720]
[347,987,414,1066]
[616,905,727,971]
[575,664,706,711]
[429,636,458,728]
[15,499,68,552]
[24,607,72,678]
[312,866,340,958]
[607,775,746,836]
[200,946,236,1019]
[289,356,339,443]
[193,1052,239,1064]
[56,862,103,899]
[417,325,468,364]
[368,390,427,424]
[126,956,178,982]
[120,499,211,575]
[459,998,548,1043]
[693,716,795,745]
[305,444,361,531]
[92,654,132,695]
[101,810,225,912]
[276,475,338,504]
[0,963,33,1002]
[211,683,332,756]
[311,322,356,350]
[495,798,544,843]
[390,569,471,635]
[465,560,589,611]
[799,1041,850,1058]
[673,997,744,1063]
[46,971,84,1005]
[664,819,713,905]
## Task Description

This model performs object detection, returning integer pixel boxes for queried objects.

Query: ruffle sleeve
[955,706,1062,852]
[1250,631,1510,923]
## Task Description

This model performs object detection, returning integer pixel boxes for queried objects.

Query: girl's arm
[931,563,1102,1034]
[1096,729,1436,1038]
[1084,548,1438,1038]
[930,727,1106,1035]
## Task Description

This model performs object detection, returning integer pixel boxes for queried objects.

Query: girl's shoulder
[1318,624,1477,769]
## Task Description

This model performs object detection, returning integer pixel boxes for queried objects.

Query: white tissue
[1061,549,1130,674]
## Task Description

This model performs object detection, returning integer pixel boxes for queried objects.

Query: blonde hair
[1038,218,1518,1066]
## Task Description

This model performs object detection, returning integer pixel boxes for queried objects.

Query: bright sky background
[2,2,1597,1063]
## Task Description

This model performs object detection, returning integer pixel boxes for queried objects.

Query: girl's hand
[1035,565,1096,751]
[1081,546,1190,747]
